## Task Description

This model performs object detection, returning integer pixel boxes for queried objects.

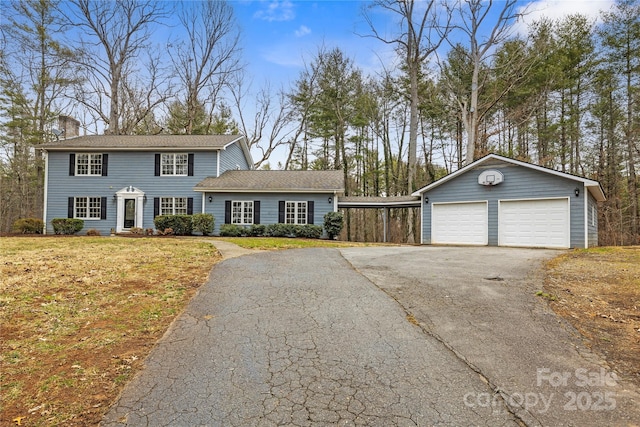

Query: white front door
[115,186,145,232]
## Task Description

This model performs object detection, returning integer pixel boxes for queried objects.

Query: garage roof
[411,154,606,202]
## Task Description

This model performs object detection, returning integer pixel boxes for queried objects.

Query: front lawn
[0,237,220,426]
[544,247,640,387]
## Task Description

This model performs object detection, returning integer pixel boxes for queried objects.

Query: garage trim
[432,200,488,245]
[498,197,570,249]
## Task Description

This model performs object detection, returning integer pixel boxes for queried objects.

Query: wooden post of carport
[383,207,389,243]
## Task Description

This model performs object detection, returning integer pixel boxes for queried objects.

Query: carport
[337,196,421,243]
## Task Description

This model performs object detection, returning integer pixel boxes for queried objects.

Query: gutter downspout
[42,151,49,234]
[420,194,424,245]
[583,184,588,248]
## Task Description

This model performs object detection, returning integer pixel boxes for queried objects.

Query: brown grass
[0,237,220,426]
[215,236,375,250]
[544,246,640,387]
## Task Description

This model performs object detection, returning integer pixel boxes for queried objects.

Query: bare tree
[0,0,77,230]
[69,0,169,134]
[364,0,451,193]
[169,0,241,135]
[445,0,521,164]
[230,74,292,169]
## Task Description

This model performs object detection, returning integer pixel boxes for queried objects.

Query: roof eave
[193,188,345,193]
[39,146,227,151]
[412,154,607,197]
[585,183,606,202]
[338,201,422,208]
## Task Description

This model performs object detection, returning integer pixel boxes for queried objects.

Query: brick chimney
[58,115,81,138]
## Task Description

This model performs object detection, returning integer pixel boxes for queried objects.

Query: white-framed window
[285,201,307,225]
[160,197,188,215]
[75,197,102,219]
[232,201,253,225]
[76,153,103,176]
[161,153,188,176]
[591,205,596,227]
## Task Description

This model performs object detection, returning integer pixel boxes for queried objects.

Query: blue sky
[224,0,615,166]
[233,0,394,88]
[231,0,615,90]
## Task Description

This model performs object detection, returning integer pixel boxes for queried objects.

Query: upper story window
[69,153,107,176]
[285,201,307,225]
[155,153,194,176]
[162,153,188,176]
[232,201,254,225]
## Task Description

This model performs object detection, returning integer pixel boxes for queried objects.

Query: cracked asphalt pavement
[102,246,640,426]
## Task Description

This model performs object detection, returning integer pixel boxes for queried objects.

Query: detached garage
[413,154,606,249]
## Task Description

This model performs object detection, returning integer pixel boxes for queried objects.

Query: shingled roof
[338,196,421,208]
[39,134,246,150]
[195,170,345,193]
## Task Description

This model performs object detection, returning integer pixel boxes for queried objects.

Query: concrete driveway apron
[341,246,640,427]
[102,248,520,426]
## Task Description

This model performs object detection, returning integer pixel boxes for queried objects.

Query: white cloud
[295,25,311,37]
[253,0,295,22]
[261,44,306,68]
[514,0,615,34]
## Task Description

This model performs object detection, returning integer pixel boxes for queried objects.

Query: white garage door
[432,202,488,245]
[499,198,570,248]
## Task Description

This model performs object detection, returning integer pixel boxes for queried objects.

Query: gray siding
[219,141,251,173]
[45,150,218,234]
[204,192,336,235]
[421,160,588,248]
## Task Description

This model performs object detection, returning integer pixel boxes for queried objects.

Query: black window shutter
[101,197,107,219]
[188,153,194,176]
[254,201,260,224]
[187,197,194,215]
[154,197,160,217]
[224,200,231,224]
[278,201,285,223]
[307,201,314,225]
[102,154,108,176]
[154,154,161,176]
[69,154,75,176]
[68,197,74,218]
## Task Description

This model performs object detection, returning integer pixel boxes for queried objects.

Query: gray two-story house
[40,135,344,235]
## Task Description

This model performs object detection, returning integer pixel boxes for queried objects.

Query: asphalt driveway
[102,246,640,426]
